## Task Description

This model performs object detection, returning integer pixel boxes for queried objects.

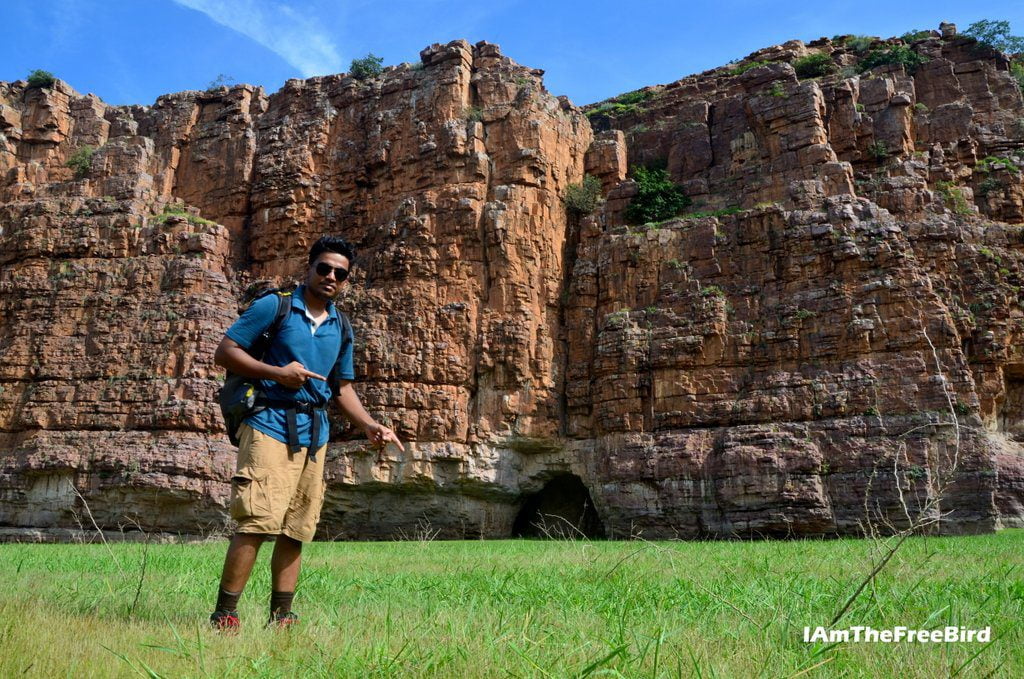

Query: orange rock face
[0,32,1021,539]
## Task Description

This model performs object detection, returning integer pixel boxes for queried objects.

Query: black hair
[308,235,356,266]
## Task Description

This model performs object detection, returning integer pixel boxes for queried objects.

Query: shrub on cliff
[793,53,836,78]
[564,175,602,216]
[976,155,1020,174]
[625,166,691,224]
[151,202,215,227]
[900,29,932,43]
[65,146,95,179]
[858,46,928,75]
[26,69,56,89]
[205,73,235,91]
[963,19,1024,55]
[350,53,384,80]
[1012,62,1024,90]
[728,60,771,76]
[838,35,875,54]
[613,90,651,107]
[586,89,653,118]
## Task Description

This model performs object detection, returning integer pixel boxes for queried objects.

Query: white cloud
[172,0,343,77]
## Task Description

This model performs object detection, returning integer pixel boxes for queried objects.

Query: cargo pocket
[229,470,269,520]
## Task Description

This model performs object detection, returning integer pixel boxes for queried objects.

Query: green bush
[977,176,1002,196]
[586,89,653,118]
[350,53,384,80]
[900,29,932,43]
[793,53,836,78]
[65,146,95,179]
[564,175,603,216]
[867,140,889,161]
[728,60,771,76]
[859,46,928,75]
[963,19,1024,54]
[625,166,691,224]
[976,155,1020,173]
[699,285,725,298]
[151,202,215,227]
[26,69,56,89]
[1012,62,1024,90]
[935,181,971,215]
[844,35,875,54]
[587,102,633,118]
[614,89,651,106]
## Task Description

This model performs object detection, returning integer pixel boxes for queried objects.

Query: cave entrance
[512,474,606,539]
[999,371,1023,443]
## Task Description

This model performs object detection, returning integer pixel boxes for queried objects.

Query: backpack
[218,289,293,446]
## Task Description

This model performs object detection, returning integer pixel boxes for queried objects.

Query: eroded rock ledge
[0,30,1021,539]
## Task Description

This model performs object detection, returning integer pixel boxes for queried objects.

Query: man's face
[306,252,350,302]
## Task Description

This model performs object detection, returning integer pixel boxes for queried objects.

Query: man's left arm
[333,381,405,452]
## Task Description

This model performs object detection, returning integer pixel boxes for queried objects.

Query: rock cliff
[0,28,1021,539]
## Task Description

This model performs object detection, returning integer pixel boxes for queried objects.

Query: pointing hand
[366,423,405,455]
[274,361,326,389]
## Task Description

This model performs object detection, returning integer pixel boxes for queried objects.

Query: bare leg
[219,533,266,592]
[270,534,303,592]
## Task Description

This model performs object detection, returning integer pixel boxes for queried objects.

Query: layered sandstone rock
[578,25,1024,536]
[0,30,1021,540]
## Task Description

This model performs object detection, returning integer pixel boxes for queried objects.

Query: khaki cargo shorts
[229,423,327,542]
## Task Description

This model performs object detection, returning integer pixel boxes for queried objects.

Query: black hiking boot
[267,610,299,629]
[209,609,240,632]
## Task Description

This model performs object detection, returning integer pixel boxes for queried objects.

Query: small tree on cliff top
[964,19,1024,55]
[793,53,837,79]
[858,46,929,75]
[963,20,1024,90]
[350,53,384,80]
[26,69,56,89]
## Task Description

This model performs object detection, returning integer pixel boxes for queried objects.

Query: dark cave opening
[512,474,606,539]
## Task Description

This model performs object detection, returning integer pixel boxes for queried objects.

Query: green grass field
[1,531,1021,678]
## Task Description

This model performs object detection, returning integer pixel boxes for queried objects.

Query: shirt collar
[292,285,338,321]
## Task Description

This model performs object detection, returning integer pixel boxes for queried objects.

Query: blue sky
[4,1,1023,107]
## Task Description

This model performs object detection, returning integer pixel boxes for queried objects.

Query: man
[210,235,404,630]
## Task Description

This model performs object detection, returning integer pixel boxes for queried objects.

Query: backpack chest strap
[255,397,328,460]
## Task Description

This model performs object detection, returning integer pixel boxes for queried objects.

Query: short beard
[306,278,336,303]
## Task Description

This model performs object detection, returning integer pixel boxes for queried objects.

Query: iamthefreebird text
[803,626,991,643]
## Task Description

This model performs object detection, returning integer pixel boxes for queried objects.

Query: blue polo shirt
[225,285,354,448]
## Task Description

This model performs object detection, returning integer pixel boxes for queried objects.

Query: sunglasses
[315,262,349,281]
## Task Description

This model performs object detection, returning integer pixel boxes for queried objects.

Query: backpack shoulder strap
[337,309,352,343]
[248,289,293,359]
[325,310,353,400]
[270,290,292,335]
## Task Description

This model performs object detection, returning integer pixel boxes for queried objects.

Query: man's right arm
[214,337,325,390]
[214,337,283,381]
[217,295,325,390]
